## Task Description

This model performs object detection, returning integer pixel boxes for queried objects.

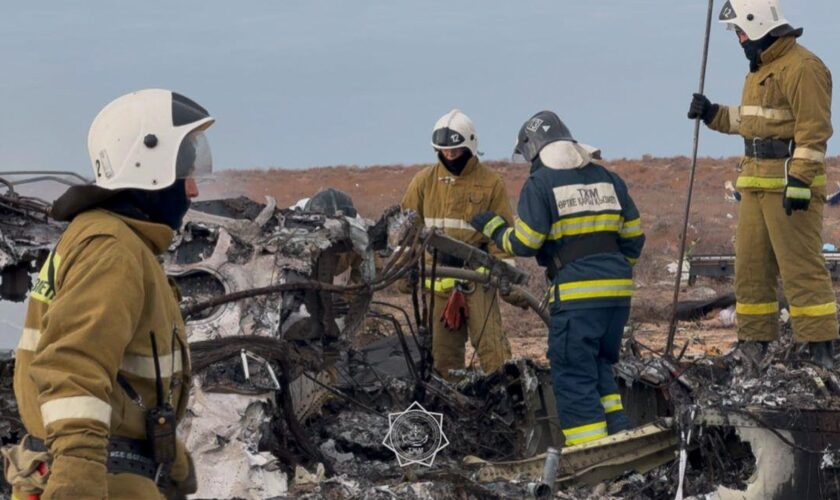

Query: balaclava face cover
[102,179,191,230]
[438,150,473,176]
[742,32,778,72]
[138,179,192,230]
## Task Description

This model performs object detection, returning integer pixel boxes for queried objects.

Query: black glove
[783,176,811,216]
[687,93,719,124]
[470,211,508,239]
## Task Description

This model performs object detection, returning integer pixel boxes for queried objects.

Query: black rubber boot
[809,341,835,370]
[738,340,769,358]
[736,340,770,375]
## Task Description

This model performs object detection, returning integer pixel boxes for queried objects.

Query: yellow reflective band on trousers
[549,213,622,239]
[550,279,634,302]
[735,302,779,315]
[620,218,642,238]
[30,251,62,304]
[601,394,623,414]
[790,302,837,317]
[737,174,827,190]
[563,421,608,445]
[425,277,458,293]
[513,218,545,249]
[424,268,488,293]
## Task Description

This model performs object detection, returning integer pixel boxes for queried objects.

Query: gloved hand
[441,288,468,331]
[687,93,719,124]
[0,440,50,497]
[161,439,198,500]
[500,287,530,310]
[41,455,108,499]
[163,450,197,500]
[470,211,509,239]
[783,176,811,215]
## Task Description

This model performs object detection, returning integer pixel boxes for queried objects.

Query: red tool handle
[25,462,49,500]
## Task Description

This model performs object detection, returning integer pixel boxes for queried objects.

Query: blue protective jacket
[489,160,645,311]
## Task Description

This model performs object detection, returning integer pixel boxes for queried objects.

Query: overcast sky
[1,0,839,178]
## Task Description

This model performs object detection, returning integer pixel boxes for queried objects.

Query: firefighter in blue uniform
[471,111,645,446]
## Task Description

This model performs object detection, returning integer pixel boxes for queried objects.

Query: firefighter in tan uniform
[401,109,518,379]
[3,89,214,499]
[688,0,837,368]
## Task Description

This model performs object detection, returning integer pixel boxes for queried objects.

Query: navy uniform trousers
[548,306,632,445]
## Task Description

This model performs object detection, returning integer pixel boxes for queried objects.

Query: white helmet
[87,89,215,191]
[719,0,793,41]
[431,109,479,156]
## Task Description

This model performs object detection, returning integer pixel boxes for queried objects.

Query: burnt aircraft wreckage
[1,171,840,499]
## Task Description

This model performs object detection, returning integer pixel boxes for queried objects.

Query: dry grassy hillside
[203,156,840,285]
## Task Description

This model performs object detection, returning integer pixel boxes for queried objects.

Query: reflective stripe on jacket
[493,162,645,311]
[401,156,515,290]
[708,36,832,192]
[13,209,192,477]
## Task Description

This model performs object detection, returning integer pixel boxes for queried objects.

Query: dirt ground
[201,156,840,363]
[370,281,740,366]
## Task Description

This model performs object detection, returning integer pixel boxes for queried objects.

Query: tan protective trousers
[429,284,513,380]
[107,473,162,499]
[13,473,161,500]
[735,191,839,342]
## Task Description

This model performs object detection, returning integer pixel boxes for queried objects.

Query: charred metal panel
[168,196,376,497]
[466,420,678,487]
[0,212,63,302]
[617,378,673,426]
[0,265,32,303]
[0,173,70,301]
[699,408,840,499]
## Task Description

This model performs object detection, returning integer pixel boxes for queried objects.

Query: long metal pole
[666,0,716,358]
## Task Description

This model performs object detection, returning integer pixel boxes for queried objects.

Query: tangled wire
[181,213,431,318]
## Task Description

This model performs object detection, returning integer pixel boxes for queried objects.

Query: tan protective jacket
[708,36,833,192]
[13,209,191,489]
[401,157,515,261]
